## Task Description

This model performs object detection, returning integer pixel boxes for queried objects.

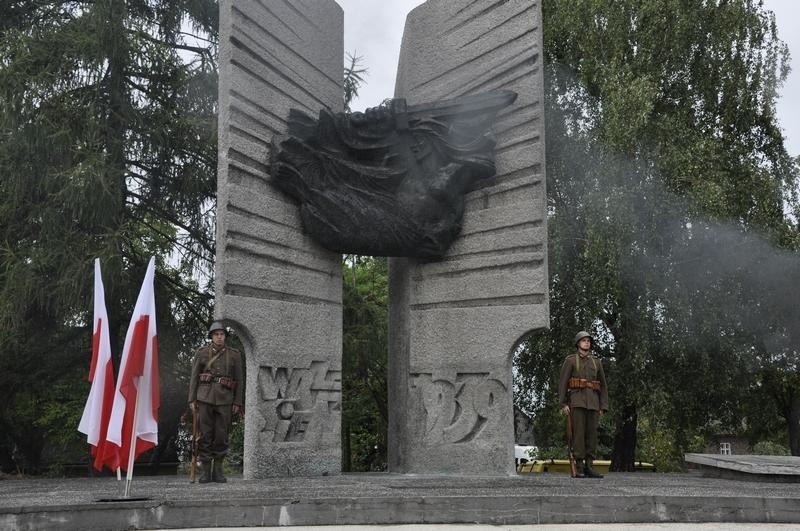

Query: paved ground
[2,470,800,530]
[180,526,800,530]
[2,470,800,507]
[170,522,800,531]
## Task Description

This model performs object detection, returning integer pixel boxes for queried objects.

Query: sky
[338,0,800,158]
[763,0,800,158]
[339,0,426,111]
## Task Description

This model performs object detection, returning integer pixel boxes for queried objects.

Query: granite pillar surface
[216,0,344,478]
[389,0,548,475]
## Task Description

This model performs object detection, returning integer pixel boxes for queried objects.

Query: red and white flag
[78,258,118,471]
[101,257,160,473]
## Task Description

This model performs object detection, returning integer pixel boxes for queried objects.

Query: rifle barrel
[566,408,578,477]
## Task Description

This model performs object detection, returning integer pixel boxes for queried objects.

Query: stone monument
[388,0,547,475]
[215,0,344,478]
[215,0,546,477]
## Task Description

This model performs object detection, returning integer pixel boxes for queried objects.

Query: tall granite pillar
[389,0,548,475]
[216,0,344,478]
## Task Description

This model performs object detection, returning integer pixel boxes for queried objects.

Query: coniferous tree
[0,0,218,472]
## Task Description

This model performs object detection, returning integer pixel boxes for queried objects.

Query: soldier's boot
[198,462,212,484]
[572,459,584,478]
[584,459,604,478]
[212,458,227,483]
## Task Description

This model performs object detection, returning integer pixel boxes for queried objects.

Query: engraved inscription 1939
[410,372,506,445]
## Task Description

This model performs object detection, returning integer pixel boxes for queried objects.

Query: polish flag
[78,259,118,471]
[101,257,160,473]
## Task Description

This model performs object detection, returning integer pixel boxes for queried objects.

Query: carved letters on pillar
[257,361,341,443]
[410,373,505,445]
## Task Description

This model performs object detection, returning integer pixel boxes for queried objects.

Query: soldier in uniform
[188,321,244,483]
[558,331,609,478]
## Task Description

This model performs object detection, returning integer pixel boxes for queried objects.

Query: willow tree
[0,0,218,472]
[516,0,799,470]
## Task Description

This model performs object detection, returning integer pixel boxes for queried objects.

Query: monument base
[685,453,800,483]
[2,471,800,529]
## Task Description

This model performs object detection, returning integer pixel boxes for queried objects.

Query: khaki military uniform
[558,352,608,461]
[188,345,243,460]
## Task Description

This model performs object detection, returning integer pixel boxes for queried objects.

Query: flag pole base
[95,497,151,503]
[93,478,151,502]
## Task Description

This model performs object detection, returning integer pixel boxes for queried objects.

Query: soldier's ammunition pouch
[569,377,601,391]
[217,376,236,390]
[199,372,213,383]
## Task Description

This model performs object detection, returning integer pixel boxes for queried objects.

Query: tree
[0,0,218,473]
[343,53,367,113]
[339,51,388,472]
[516,0,800,469]
[341,256,388,471]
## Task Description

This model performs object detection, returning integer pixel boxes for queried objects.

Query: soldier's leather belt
[569,377,601,391]
[199,373,236,389]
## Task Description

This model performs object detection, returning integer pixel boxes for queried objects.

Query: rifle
[189,407,198,483]
[565,407,579,478]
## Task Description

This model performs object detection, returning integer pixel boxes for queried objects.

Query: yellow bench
[517,459,655,473]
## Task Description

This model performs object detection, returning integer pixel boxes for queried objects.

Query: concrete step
[2,471,799,530]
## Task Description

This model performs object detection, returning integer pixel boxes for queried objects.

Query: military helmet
[207,321,228,338]
[574,330,593,347]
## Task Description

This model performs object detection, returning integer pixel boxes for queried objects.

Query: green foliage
[343,53,367,113]
[227,420,244,468]
[533,446,566,461]
[0,0,218,473]
[752,440,790,456]
[515,0,800,469]
[637,416,687,472]
[342,256,388,471]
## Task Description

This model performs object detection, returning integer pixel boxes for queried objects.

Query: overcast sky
[763,0,800,158]
[338,0,425,110]
[338,0,799,158]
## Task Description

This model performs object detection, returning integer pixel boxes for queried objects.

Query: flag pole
[123,375,142,498]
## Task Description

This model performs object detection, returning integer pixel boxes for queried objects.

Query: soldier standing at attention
[558,331,609,478]
[188,322,244,483]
